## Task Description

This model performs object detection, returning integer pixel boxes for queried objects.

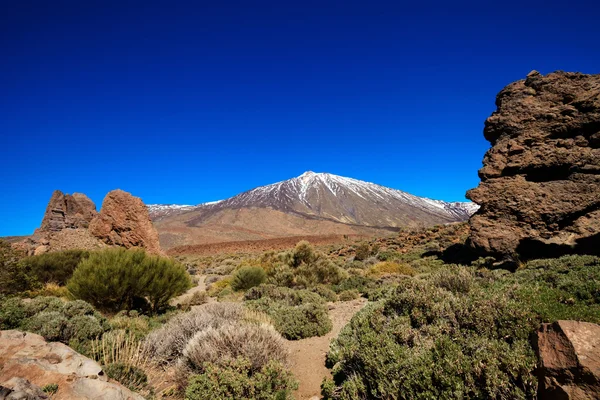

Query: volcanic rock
[467,71,600,261]
[39,191,98,232]
[88,190,162,254]
[0,330,144,400]
[535,320,600,399]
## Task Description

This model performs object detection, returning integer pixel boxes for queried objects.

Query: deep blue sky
[1,1,599,236]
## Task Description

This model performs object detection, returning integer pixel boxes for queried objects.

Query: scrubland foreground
[1,221,599,399]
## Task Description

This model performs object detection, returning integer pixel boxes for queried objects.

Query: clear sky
[1,1,599,236]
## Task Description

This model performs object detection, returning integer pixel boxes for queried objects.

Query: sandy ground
[285,297,368,400]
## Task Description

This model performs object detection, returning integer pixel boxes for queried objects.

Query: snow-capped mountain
[151,172,478,248]
[199,171,477,227]
[147,201,221,220]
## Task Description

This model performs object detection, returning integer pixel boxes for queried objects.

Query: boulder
[535,320,600,399]
[0,330,144,400]
[88,190,162,254]
[39,191,98,232]
[467,71,600,262]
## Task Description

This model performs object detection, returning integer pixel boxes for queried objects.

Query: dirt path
[171,275,210,306]
[286,297,367,400]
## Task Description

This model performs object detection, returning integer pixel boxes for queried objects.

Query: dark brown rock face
[88,190,162,254]
[467,71,600,261]
[39,190,98,232]
[535,320,600,399]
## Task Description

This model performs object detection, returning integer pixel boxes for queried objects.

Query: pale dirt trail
[171,275,212,307]
[286,297,368,400]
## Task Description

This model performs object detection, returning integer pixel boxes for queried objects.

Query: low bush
[185,358,297,400]
[67,248,192,313]
[291,241,316,267]
[332,275,372,294]
[367,261,416,277]
[182,323,288,373]
[231,267,267,291]
[0,296,108,344]
[324,279,539,399]
[354,243,372,261]
[338,289,360,301]
[245,285,332,340]
[309,285,338,302]
[144,302,248,364]
[104,362,148,392]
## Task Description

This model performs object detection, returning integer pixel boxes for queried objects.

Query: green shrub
[295,258,347,287]
[332,275,372,294]
[266,264,295,287]
[431,266,474,294]
[354,243,372,261]
[366,261,416,277]
[291,241,316,267]
[309,285,338,302]
[23,250,89,285]
[22,311,69,342]
[67,248,192,313]
[324,279,538,399]
[24,296,64,316]
[245,286,332,340]
[42,383,59,395]
[231,267,267,291]
[65,315,105,342]
[0,297,26,329]
[104,363,148,392]
[185,358,297,400]
[0,240,34,294]
[338,289,360,301]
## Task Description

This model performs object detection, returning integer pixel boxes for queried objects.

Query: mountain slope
[150,172,478,249]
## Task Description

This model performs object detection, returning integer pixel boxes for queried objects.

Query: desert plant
[67,248,192,313]
[104,362,148,392]
[338,289,360,301]
[144,302,247,364]
[309,285,338,302]
[21,311,69,342]
[291,241,316,267]
[42,383,59,395]
[231,266,267,291]
[367,261,416,277]
[0,297,26,329]
[182,322,288,373]
[0,240,36,294]
[185,358,297,400]
[23,249,89,285]
[323,279,539,399]
[353,243,371,261]
[245,286,332,339]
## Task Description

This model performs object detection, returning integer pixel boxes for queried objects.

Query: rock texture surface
[89,190,162,254]
[535,320,600,399]
[467,71,600,261]
[0,330,143,400]
[39,191,98,232]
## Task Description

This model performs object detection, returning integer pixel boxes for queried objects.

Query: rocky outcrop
[0,330,144,400]
[467,71,600,261]
[39,191,98,232]
[535,320,600,399]
[88,190,162,254]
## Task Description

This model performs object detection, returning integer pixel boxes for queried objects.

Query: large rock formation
[39,191,98,232]
[467,71,600,261]
[535,320,600,399]
[88,190,162,254]
[0,330,144,400]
